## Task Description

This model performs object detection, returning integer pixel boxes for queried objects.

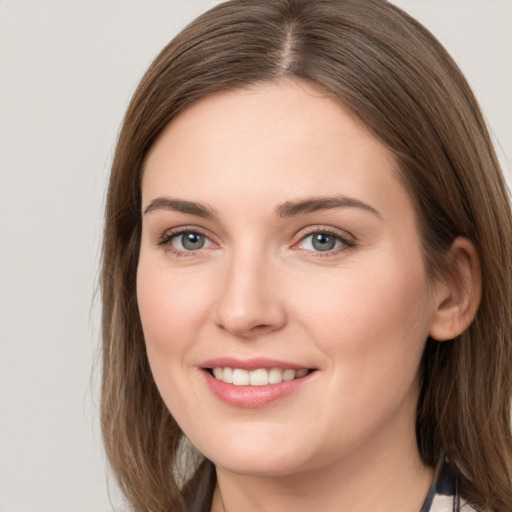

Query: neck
[210,412,434,512]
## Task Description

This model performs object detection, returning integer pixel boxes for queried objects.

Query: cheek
[136,259,211,420]
[293,256,433,386]
[136,261,209,399]
[301,265,432,443]
[137,258,210,348]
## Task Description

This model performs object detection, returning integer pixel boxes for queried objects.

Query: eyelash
[293,227,356,257]
[157,227,215,257]
[157,226,357,258]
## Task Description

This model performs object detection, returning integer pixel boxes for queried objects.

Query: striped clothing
[421,462,477,512]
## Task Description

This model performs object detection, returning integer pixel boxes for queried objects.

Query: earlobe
[429,237,482,342]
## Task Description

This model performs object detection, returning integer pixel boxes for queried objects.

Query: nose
[214,251,287,339]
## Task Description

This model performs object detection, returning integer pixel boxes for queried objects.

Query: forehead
[142,80,411,220]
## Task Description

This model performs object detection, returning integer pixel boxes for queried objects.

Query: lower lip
[203,370,315,408]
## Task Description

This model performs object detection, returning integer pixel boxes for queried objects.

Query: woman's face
[137,81,439,476]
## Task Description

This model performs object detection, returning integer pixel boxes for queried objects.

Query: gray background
[0,1,510,511]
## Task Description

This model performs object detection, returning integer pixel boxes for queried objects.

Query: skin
[137,81,473,511]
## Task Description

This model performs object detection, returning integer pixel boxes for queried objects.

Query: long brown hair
[100,1,512,510]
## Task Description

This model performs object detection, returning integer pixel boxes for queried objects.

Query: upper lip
[200,357,314,371]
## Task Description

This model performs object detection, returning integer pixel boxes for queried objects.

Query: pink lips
[201,357,309,371]
[200,357,316,408]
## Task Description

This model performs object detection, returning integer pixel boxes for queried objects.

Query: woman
[100,1,512,511]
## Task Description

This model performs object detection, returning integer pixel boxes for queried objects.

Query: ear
[429,237,482,342]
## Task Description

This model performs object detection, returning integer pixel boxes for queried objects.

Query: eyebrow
[143,195,380,219]
[143,197,216,218]
[275,195,381,218]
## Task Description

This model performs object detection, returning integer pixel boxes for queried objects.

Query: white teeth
[232,369,250,385]
[268,367,283,384]
[282,369,296,381]
[212,367,310,385]
[249,368,269,386]
[223,367,233,384]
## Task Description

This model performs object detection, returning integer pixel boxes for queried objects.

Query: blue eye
[299,231,351,253]
[169,231,211,251]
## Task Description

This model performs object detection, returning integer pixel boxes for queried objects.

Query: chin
[212,452,306,478]
[193,428,314,477]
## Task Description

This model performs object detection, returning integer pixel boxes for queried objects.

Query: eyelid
[157,225,218,256]
[292,225,357,254]
[155,224,356,257]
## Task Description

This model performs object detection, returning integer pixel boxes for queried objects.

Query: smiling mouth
[207,367,314,386]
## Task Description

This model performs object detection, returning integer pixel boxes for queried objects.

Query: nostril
[253,323,272,331]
